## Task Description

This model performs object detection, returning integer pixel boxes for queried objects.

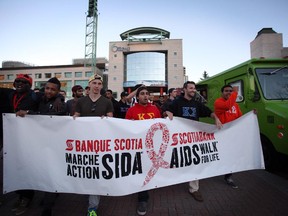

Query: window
[45,73,52,78]
[85,71,93,77]
[174,52,177,55]
[7,74,14,80]
[229,80,244,102]
[55,73,62,78]
[65,72,72,78]
[75,80,89,88]
[75,72,82,77]
[125,52,166,82]
[35,73,42,79]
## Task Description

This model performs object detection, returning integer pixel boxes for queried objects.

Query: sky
[0,0,287,81]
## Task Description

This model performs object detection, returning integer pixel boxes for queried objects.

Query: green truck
[196,58,288,170]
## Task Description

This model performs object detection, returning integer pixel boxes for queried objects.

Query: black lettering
[183,146,192,166]
[132,152,142,175]
[102,154,113,179]
[192,145,200,165]
[170,148,179,168]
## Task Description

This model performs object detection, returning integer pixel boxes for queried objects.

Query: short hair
[106,89,113,94]
[221,84,233,92]
[168,88,176,95]
[47,77,61,90]
[183,81,196,89]
[136,86,149,97]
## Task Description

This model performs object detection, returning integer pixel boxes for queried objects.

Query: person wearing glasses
[73,74,113,216]
[214,84,242,189]
[165,81,222,203]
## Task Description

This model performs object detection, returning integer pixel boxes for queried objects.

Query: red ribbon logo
[143,122,170,186]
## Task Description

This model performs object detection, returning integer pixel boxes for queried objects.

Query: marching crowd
[0,73,244,216]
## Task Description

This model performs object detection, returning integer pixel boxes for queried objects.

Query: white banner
[3,111,264,196]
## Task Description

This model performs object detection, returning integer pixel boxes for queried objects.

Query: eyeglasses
[15,79,29,84]
[224,90,233,92]
[91,104,96,112]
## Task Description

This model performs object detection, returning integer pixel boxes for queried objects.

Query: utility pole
[84,0,98,74]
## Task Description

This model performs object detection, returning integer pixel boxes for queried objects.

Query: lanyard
[13,93,26,111]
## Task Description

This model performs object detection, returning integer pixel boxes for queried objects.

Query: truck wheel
[261,136,276,171]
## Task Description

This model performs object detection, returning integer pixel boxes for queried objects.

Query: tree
[200,71,209,80]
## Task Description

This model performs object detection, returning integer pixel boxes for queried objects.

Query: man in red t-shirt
[125,86,161,216]
[214,84,242,189]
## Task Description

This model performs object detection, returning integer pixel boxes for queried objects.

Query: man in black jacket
[16,77,66,216]
[166,81,222,203]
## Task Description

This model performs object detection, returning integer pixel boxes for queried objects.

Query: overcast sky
[0,0,287,82]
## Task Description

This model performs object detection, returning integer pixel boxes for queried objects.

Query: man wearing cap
[73,74,113,216]
[5,74,40,215]
[66,85,84,116]
[118,91,130,119]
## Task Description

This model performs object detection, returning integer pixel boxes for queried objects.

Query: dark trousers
[43,192,58,211]
[138,190,149,202]
[224,173,232,179]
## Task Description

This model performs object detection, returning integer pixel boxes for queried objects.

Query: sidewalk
[1,167,288,216]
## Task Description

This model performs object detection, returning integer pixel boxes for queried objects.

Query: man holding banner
[74,74,113,216]
[214,84,242,189]
[125,86,161,216]
[166,81,222,202]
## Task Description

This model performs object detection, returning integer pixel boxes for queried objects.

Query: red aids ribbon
[143,122,170,186]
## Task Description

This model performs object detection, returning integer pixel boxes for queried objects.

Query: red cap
[15,74,33,86]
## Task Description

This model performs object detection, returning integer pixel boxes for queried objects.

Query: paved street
[1,158,288,216]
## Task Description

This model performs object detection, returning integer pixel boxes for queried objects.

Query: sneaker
[225,177,238,189]
[190,190,204,202]
[137,201,147,215]
[87,208,97,216]
[14,198,30,215]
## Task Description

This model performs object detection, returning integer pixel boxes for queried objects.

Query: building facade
[250,28,288,59]
[0,59,107,99]
[108,27,186,99]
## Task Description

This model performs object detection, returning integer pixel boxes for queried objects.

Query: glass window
[75,72,82,77]
[55,73,62,78]
[229,80,244,102]
[85,71,93,77]
[61,80,72,99]
[75,80,88,89]
[7,74,14,80]
[45,73,52,78]
[256,67,288,100]
[35,73,42,79]
[65,72,72,78]
[124,52,166,87]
